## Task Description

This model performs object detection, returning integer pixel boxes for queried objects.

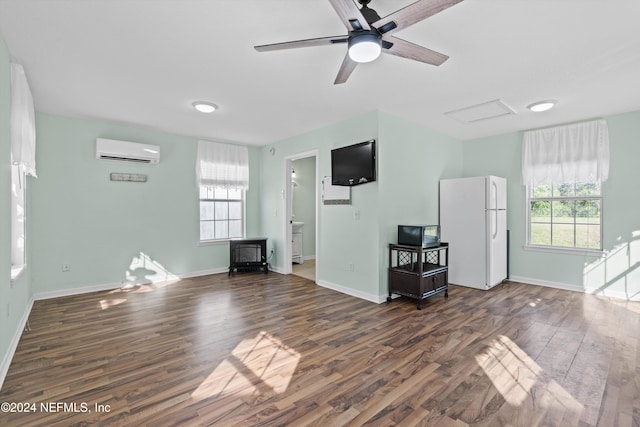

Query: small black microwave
[397,225,440,248]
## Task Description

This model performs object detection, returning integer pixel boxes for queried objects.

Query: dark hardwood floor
[1,272,639,426]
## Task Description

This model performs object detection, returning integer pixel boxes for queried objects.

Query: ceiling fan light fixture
[192,101,218,113]
[527,100,556,112]
[348,33,382,63]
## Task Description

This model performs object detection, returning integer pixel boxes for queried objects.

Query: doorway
[284,150,318,281]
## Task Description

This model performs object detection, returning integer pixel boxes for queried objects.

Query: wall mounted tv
[331,140,376,186]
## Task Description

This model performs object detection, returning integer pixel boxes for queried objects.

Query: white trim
[180,267,228,279]
[198,239,229,247]
[316,279,381,304]
[523,244,604,257]
[509,275,640,301]
[525,182,604,252]
[270,265,286,274]
[32,267,229,301]
[33,282,124,301]
[283,150,319,276]
[303,255,316,261]
[0,296,34,390]
[509,275,585,293]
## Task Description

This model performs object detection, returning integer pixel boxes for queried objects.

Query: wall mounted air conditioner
[96,138,160,164]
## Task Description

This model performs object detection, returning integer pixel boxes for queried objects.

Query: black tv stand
[229,238,269,275]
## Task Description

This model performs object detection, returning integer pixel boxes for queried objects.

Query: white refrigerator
[439,176,507,290]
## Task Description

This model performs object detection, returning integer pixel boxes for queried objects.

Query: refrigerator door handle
[492,180,498,211]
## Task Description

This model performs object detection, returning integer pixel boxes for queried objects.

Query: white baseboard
[316,280,381,304]
[509,275,640,301]
[179,267,228,279]
[509,275,584,293]
[0,296,34,391]
[33,281,124,301]
[270,265,286,274]
[303,255,316,261]
[33,267,229,301]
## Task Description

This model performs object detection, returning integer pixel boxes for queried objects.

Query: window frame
[525,182,604,254]
[10,163,27,281]
[198,185,246,244]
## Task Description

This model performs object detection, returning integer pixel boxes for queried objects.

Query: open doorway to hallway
[285,152,317,282]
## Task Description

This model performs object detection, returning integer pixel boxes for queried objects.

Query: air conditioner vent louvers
[98,155,152,163]
[96,138,160,164]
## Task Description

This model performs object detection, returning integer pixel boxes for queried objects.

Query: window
[11,164,26,278]
[10,63,36,281]
[199,186,244,241]
[195,140,249,243]
[527,182,602,251]
[522,119,609,253]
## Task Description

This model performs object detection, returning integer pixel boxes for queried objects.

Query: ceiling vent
[445,99,516,124]
[96,138,160,164]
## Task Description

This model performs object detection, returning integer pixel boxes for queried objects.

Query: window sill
[523,244,604,257]
[199,239,234,247]
[10,265,26,283]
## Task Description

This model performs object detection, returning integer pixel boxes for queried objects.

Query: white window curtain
[196,140,249,190]
[521,119,609,186]
[10,63,37,178]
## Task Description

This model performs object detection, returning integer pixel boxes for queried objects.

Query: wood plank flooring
[1,273,639,426]
[292,259,315,282]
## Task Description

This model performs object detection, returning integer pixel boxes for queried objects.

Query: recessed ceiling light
[527,100,556,112]
[192,101,218,113]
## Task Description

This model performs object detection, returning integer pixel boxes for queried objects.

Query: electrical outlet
[62,264,71,272]
[6,303,10,319]
[349,263,355,272]
[354,210,360,220]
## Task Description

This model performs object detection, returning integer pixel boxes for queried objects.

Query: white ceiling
[1,0,639,146]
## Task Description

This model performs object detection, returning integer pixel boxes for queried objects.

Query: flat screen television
[331,140,376,186]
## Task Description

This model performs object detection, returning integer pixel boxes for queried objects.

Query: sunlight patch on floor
[192,331,300,400]
[98,252,181,309]
[99,298,127,310]
[476,335,583,415]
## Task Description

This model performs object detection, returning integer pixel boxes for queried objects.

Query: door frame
[283,150,319,276]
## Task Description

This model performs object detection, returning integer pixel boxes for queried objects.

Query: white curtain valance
[10,63,37,177]
[196,140,249,190]
[521,119,609,186]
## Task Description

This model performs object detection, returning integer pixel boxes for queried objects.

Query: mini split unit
[95,138,160,164]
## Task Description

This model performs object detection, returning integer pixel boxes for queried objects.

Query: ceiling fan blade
[328,0,370,31]
[373,0,464,35]
[255,35,348,52]
[383,36,449,66]
[334,53,358,84]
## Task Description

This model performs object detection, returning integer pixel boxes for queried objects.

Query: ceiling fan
[254,0,464,84]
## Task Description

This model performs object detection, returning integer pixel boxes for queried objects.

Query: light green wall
[261,111,463,300]
[463,111,640,299]
[377,113,463,296]
[30,113,262,294]
[1,37,33,385]
[259,111,380,298]
[292,156,316,258]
